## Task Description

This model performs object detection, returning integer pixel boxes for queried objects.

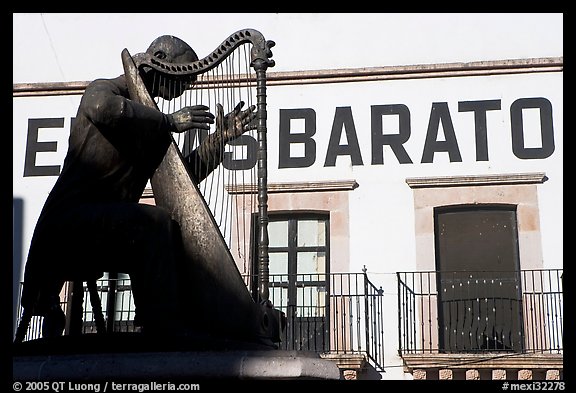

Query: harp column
[253,58,270,303]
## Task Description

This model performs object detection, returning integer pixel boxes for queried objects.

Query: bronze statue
[16,35,262,341]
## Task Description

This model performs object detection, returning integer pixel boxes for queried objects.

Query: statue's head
[146,35,198,64]
[142,35,198,100]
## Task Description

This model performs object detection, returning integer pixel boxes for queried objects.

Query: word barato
[23,98,554,177]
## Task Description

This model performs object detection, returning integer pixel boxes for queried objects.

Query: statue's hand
[168,105,215,133]
[216,101,257,143]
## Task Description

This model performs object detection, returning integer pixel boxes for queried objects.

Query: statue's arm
[81,77,173,161]
[183,101,256,184]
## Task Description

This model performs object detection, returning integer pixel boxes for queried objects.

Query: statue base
[12,333,341,380]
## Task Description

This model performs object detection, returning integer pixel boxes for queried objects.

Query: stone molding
[406,172,547,189]
[143,180,359,198]
[14,57,563,97]
[320,353,367,370]
[226,180,359,194]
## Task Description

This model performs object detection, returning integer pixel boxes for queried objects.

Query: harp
[122,29,282,344]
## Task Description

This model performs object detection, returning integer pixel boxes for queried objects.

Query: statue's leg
[74,202,185,332]
[41,294,67,338]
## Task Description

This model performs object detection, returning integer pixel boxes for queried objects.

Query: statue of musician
[19,35,256,338]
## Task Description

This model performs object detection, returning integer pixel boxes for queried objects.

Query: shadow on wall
[358,364,383,380]
[13,198,24,338]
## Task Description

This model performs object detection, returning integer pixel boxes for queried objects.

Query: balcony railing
[15,271,385,372]
[397,269,563,355]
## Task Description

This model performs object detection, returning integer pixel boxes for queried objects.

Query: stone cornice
[406,173,548,189]
[141,180,359,198]
[226,180,359,194]
[320,353,367,370]
[13,57,563,97]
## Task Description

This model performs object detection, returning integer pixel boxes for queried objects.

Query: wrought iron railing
[244,271,385,371]
[15,271,385,371]
[397,269,563,355]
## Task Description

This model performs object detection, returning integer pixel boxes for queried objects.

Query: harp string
[220,55,232,237]
[152,43,257,273]
[239,44,256,273]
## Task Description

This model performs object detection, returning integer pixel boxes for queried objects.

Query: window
[255,213,330,351]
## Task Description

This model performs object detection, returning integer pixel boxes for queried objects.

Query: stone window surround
[406,172,548,273]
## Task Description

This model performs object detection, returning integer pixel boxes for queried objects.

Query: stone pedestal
[14,350,341,380]
[13,333,341,380]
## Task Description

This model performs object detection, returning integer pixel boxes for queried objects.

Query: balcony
[15,271,385,376]
[397,269,563,380]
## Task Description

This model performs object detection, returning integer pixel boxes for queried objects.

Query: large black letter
[324,107,363,167]
[279,108,316,168]
[24,118,65,177]
[371,104,412,165]
[510,97,555,159]
[458,100,502,161]
[223,134,258,170]
[421,103,462,163]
